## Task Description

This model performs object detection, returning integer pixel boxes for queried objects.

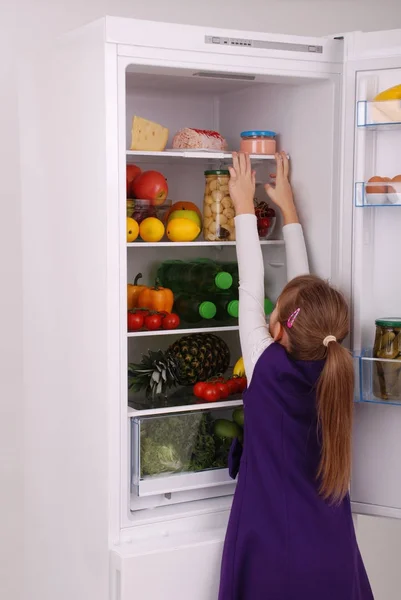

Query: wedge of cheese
[130,116,169,152]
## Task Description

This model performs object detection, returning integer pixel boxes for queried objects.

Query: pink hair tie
[287,308,300,328]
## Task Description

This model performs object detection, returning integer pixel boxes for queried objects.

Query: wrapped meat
[172,128,228,151]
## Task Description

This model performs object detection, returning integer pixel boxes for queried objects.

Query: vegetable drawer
[131,407,243,497]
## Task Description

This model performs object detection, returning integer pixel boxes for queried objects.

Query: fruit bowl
[255,201,276,239]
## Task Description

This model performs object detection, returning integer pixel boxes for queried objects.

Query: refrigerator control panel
[205,35,323,54]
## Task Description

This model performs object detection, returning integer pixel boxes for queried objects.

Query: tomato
[227,378,240,395]
[235,377,247,393]
[144,313,163,330]
[162,313,180,330]
[193,382,207,399]
[127,311,144,331]
[215,381,229,399]
[202,384,221,403]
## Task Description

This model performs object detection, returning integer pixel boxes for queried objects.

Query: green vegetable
[141,413,220,477]
[141,439,184,476]
[213,437,232,469]
[188,413,216,472]
[214,419,242,440]
[140,414,201,477]
[233,408,244,427]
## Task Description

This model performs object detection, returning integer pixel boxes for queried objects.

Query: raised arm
[229,153,309,383]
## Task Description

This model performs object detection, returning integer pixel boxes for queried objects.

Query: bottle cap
[264,298,275,315]
[199,301,217,320]
[227,300,239,318]
[215,272,233,290]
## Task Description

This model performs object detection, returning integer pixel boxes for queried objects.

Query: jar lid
[240,130,276,138]
[264,298,275,315]
[215,272,233,290]
[199,301,217,320]
[227,300,239,318]
[375,318,401,327]
[204,170,230,176]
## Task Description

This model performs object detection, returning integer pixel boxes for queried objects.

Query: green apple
[168,210,202,229]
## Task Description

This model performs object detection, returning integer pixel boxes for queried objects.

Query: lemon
[166,218,200,242]
[139,217,165,243]
[168,210,202,229]
[126,217,139,242]
[233,357,245,377]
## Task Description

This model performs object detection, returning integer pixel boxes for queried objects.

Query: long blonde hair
[277,275,354,503]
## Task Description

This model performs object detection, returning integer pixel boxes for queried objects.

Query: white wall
[2,1,401,599]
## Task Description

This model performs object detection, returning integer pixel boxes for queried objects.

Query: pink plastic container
[240,130,277,155]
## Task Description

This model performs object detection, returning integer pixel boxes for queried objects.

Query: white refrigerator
[19,16,401,600]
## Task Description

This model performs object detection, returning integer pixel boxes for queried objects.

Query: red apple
[132,170,168,206]
[126,164,142,197]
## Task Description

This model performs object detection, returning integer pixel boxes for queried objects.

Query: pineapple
[128,333,230,397]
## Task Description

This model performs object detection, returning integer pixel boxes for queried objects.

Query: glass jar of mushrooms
[203,170,235,242]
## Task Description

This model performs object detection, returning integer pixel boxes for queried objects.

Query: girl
[218,152,373,600]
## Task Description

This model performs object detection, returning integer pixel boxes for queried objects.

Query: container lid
[199,301,217,320]
[375,318,401,327]
[240,130,276,138]
[215,272,233,290]
[264,298,275,315]
[204,170,230,176]
[227,300,239,318]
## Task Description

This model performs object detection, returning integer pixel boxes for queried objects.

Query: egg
[389,174,401,194]
[366,176,387,195]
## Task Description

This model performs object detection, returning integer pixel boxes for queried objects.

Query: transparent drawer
[355,350,401,406]
[357,100,401,129]
[131,407,243,497]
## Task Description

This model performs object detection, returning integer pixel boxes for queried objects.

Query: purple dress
[219,343,374,600]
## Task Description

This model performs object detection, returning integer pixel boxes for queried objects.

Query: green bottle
[157,259,233,294]
[173,295,217,324]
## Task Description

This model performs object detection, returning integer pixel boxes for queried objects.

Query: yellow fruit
[374,84,401,102]
[166,218,200,242]
[139,217,165,243]
[233,357,245,377]
[168,210,202,229]
[126,217,139,242]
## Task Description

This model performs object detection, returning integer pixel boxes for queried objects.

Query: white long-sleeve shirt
[235,215,309,383]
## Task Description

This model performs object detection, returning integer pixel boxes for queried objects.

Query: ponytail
[316,342,354,503]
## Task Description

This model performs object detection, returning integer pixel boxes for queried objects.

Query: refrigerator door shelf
[355,350,401,407]
[354,182,401,207]
[131,408,241,497]
[357,99,401,129]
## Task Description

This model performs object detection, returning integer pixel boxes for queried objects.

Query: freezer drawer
[131,408,242,497]
[111,531,225,600]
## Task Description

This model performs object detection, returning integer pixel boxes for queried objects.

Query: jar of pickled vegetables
[373,318,401,400]
[203,170,235,242]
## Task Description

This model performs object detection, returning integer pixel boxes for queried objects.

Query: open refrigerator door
[341,30,401,519]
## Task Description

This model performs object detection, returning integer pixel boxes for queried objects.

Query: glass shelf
[354,350,401,407]
[354,182,401,207]
[357,100,401,129]
[126,149,278,165]
[131,406,242,496]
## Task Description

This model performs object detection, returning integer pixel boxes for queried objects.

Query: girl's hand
[265,152,299,225]
[228,153,256,216]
